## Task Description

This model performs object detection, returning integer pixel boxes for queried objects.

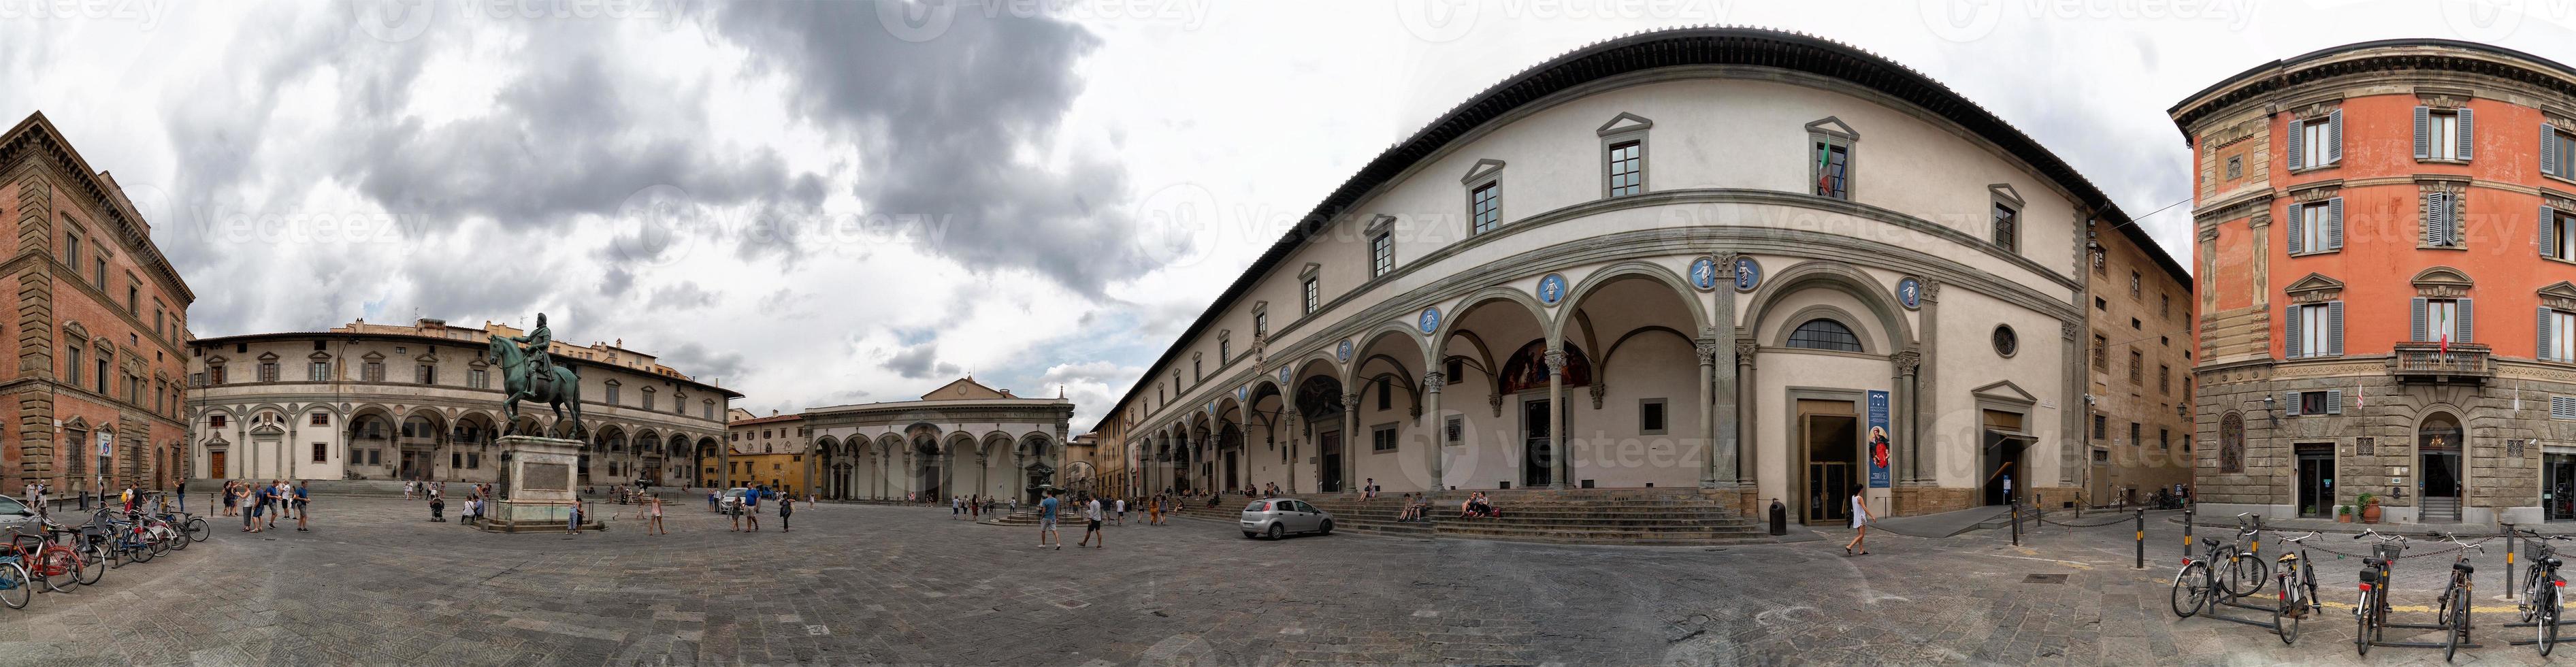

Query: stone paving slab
[2,495,2569,665]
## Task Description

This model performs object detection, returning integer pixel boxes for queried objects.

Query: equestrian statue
[487,312,584,438]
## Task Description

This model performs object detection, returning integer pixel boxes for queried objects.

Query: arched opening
[2420,412,2464,523]
[1556,271,1702,491]
[1247,383,1289,493]
[348,411,395,481]
[1496,340,1592,488]
[1786,319,1863,352]
[1437,291,1553,491]
[1294,372,1346,491]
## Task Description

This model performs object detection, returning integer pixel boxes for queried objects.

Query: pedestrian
[1844,488,1872,556]
[1037,489,1062,550]
[779,494,793,532]
[648,495,668,535]
[1113,497,1126,525]
[1077,495,1105,549]
[246,483,267,533]
[268,481,287,529]
[566,498,583,534]
[220,481,236,517]
[294,481,312,532]
[743,486,762,532]
[240,483,257,531]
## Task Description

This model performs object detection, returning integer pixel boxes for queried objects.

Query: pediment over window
[1804,116,1857,140]
[308,351,333,361]
[1459,159,1505,185]
[62,416,91,430]
[205,355,227,365]
[468,359,488,369]
[1988,184,2025,208]
[1971,380,2036,406]
[249,422,285,436]
[1597,112,1653,137]
[361,351,385,361]
[415,352,438,363]
[2542,281,2576,311]
[2412,265,2474,289]
[62,321,88,340]
[256,351,279,361]
[2283,272,2345,299]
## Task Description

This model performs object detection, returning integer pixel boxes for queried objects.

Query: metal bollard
[2507,524,2518,601]
[2135,508,2147,570]
[2183,504,2194,560]
[2011,502,2022,547]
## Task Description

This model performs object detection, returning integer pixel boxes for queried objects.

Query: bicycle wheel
[2448,591,2469,662]
[2275,573,2302,645]
[2358,589,2375,655]
[71,547,99,586]
[2170,562,2211,617]
[35,548,76,593]
[185,518,210,542]
[128,539,152,564]
[2541,587,2559,657]
[2230,553,2270,598]
[0,561,29,609]
[163,523,187,551]
[146,530,169,557]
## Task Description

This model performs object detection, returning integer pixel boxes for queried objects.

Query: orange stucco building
[2176,39,2576,525]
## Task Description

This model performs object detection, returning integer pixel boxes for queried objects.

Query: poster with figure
[1867,389,1891,488]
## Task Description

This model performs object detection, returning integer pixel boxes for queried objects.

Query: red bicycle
[3,525,88,593]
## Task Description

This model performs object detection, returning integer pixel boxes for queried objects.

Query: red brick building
[0,112,195,501]
[2174,40,2576,525]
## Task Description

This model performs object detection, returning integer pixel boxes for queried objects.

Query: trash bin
[1768,500,1789,536]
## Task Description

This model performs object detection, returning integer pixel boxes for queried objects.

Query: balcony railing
[2390,342,2492,383]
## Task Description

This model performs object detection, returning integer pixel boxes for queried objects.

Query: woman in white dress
[1844,488,1872,556]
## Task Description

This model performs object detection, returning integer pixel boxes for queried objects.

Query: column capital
[1695,340,1722,365]
[1734,338,1759,364]
[1422,371,1446,393]
[1343,392,1360,411]
[1892,349,1922,376]
[1543,350,1568,370]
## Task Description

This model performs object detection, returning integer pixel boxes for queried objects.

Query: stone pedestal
[475,436,602,533]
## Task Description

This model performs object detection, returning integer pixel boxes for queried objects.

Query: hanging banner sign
[1867,389,1891,489]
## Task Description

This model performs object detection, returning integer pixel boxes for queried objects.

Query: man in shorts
[742,486,762,532]
[1077,495,1106,549]
[1113,497,1126,525]
[1037,490,1061,550]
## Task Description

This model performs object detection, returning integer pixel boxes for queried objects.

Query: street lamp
[2261,395,2278,426]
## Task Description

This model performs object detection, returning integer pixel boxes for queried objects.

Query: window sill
[2417,158,2471,165]
[2287,163,2340,176]
[2286,250,2341,258]
[2548,255,2576,266]
[2416,244,2469,251]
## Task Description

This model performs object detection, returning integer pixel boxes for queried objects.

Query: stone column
[1546,348,1568,489]
[1422,370,1446,492]
[1734,338,1757,488]
[1283,412,1299,493]
[1697,339,1723,488]
[718,441,730,489]
[1915,281,1942,485]
[1893,349,1921,486]
[1341,393,1360,493]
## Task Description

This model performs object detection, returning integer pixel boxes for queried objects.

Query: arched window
[1787,319,1863,352]
[2219,412,2245,474]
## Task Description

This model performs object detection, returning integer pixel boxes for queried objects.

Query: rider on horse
[510,313,556,381]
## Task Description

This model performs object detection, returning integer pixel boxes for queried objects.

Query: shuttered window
[2287,110,2340,169]
[2287,198,2343,255]
[2547,206,2575,261]
[2412,297,2473,344]
[2415,106,2471,161]
[2544,308,2576,363]
[2286,302,2341,358]
[2423,191,2460,247]
[2556,395,2576,421]
[2547,125,2576,179]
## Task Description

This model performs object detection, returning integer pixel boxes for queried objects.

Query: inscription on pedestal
[525,463,570,491]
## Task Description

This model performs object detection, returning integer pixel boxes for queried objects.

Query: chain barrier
[2295,536,2490,562]
[2035,514,2136,528]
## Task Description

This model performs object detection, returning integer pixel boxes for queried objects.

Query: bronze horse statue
[487,334,583,437]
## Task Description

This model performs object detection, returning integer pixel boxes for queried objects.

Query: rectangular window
[66,346,82,386]
[93,258,103,288]
[1370,232,1392,278]
[2302,119,2332,167]
[310,412,329,427]
[606,385,620,405]
[2555,396,2576,420]
[1374,377,1390,411]
[1470,182,1501,235]
[2091,414,2106,440]
[1371,424,1398,453]
[368,449,381,465]
[1991,203,2017,253]
[210,365,227,385]
[2091,334,2106,370]
[2128,351,2142,383]
[1302,278,1319,314]
[2553,210,2576,261]
[2423,299,2458,342]
[2425,191,2460,246]
[2300,391,2328,415]
[2296,303,2332,357]
[2426,110,2460,160]
[209,414,225,428]
[2300,204,2330,253]
[1606,140,1642,197]
[61,231,77,270]
[313,442,327,463]
[2130,422,2140,449]
[2159,364,2172,394]
[416,364,434,385]
[258,362,278,383]
[2130,271,2141,298]
[2554,129,2576,178]
[468,453,480,469]
[2551,310,2576,362]
[1445,415,1462,444]
[308,361,328,381]
[644,391,656,410]
[1814,142,1848,199]
[1640,398,1667,435]
[1219,339,1230,363]
[2159,428,2171,451]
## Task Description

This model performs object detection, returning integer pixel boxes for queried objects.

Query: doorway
[2295,444,2334,518]
[400,450,434,481]
[2549,451,2576,522]
[2419,412,2463,522]
[1980,409,2029,506]
[1224,451,1238,491]
[1522,398,1556,488]
[1319,431,1343,493]
[209,451,226,479]
[1800,410,1859,524]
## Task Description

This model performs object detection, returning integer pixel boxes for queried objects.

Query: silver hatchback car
[1240,498,1333,540]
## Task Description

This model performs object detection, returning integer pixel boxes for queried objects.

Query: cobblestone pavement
[0,498,2563,665]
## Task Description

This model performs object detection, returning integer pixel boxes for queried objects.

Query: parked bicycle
[2172,535,2219,618]
[0,539,30,610]
[2272,532,2322,645]
[2517,531,2573,656]
[2354,529,2409,656]
[0,526,82,593]
[2430,530,2488,662]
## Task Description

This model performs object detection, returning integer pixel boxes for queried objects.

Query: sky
[3,0,2570,432]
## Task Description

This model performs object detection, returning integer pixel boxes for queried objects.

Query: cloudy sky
[3,0,2567,431]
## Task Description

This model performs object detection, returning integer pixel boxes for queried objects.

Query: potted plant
[2302,505,2317,517]
[2337,504,2354,523]
[2360,493,2382,524]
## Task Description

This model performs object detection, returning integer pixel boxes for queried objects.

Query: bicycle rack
[2185,518,2299,636]
[2360,542,2485,651]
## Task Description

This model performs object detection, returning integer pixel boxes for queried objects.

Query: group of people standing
[218,480,309,533]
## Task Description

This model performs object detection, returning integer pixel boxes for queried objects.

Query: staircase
[2420,497,2462,523]
[1167,489,1768,546]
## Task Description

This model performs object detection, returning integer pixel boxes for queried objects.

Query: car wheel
[1317,519,1333,535]
[1267,524,1284,540]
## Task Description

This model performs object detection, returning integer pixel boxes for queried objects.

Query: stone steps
[1160,489,1772,545]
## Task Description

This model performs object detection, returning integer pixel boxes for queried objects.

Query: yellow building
[708,410,809,495]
